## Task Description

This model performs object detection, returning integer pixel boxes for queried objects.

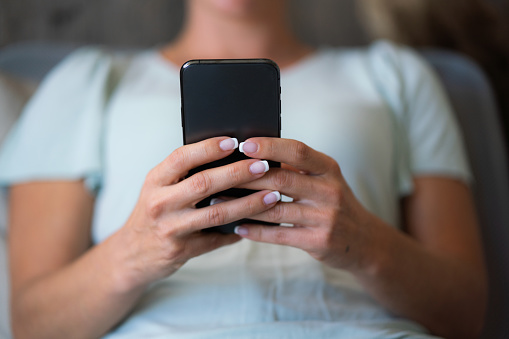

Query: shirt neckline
[149,47,332,77]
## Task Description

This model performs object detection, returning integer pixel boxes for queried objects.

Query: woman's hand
[234,137,487,338]
[113,137,281,291]
[233,137,377,272]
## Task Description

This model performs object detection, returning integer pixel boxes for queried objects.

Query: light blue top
[0,41,469,338]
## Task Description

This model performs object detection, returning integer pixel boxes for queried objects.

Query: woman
[0,0,487,338]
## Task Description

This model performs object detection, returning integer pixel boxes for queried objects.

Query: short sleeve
[0,47,116,193]
[366,41,472,195]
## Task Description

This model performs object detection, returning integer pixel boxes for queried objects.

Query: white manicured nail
[234,226,249,236]
[220,138,239,151]
[249,160,269,174]
[263,191,281,205]
[239,142,258,154]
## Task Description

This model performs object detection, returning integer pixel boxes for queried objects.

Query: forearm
[229,139,487,337]
[353,220,487,339]
[11,233,145,339]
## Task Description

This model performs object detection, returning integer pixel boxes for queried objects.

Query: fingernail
[263,191,281,205]
[250,160,269,175]
[220,138,239,151]
[234,226,249,236]
[239,142,258,154]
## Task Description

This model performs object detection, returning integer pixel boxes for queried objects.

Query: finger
[174,159,271,207]
[187,232,242,258]
[234,224,309,249]
[239,138,337,176]
[180,190,282,233]
[236,167,331,201]
[149,137,239,186]
[247,201,319,226]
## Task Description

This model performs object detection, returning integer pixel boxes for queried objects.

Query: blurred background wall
[1,0,508,48]
[0,0,368,48]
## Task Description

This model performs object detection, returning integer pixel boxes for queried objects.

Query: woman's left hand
[235,137,378,272]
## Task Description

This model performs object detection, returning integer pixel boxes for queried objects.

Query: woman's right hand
[112,136,279,291]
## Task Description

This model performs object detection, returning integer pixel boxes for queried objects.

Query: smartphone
[180,59,281,233]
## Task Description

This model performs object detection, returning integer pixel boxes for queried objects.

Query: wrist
[348,214,391,278]
[100,227,151,295]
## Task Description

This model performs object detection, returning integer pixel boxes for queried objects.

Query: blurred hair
[358,0,509,149]
[359,0,509,67]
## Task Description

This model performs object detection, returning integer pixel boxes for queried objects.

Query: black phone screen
[181,59,280,143]
[180,59,281,233]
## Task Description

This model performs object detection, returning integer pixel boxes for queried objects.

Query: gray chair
[0,42,78,82]
[422,50,509,339]
[0,44,507,338]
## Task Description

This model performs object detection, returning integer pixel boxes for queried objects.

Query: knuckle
[145,195,166,219]
[144,168,158,185]
[312,250,328,262]
[323,182,343,205]
[168,147,188,170]
[293,141,310,163]
[335,187,348,209]
[164,244,186,263]
[322,227,335,247]
[268,139,277,157]
[322,155,340,173]
[266,203,285,222]
[312,231,333,260]
[162,224,179,239]
[272,170,293,190]
[225,164,243,185]
[324,208,339,225]
[243,198,260,216]
[274,229,289,245]
[205,206,227,226]
[314,205,340,233]
[330,160,342,174]
[189,171,212,196]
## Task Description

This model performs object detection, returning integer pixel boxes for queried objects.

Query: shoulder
[310,41,435,91]
[316,40,426,67]
[365,40,429,70]
[40,46,126,90]
[24,46,145,115]
[363,40,442,92]
[365,42,472,183]
[48,46,117,81]
[27,47,112,106]
[39,46,154,93]
[51,46,142,72]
